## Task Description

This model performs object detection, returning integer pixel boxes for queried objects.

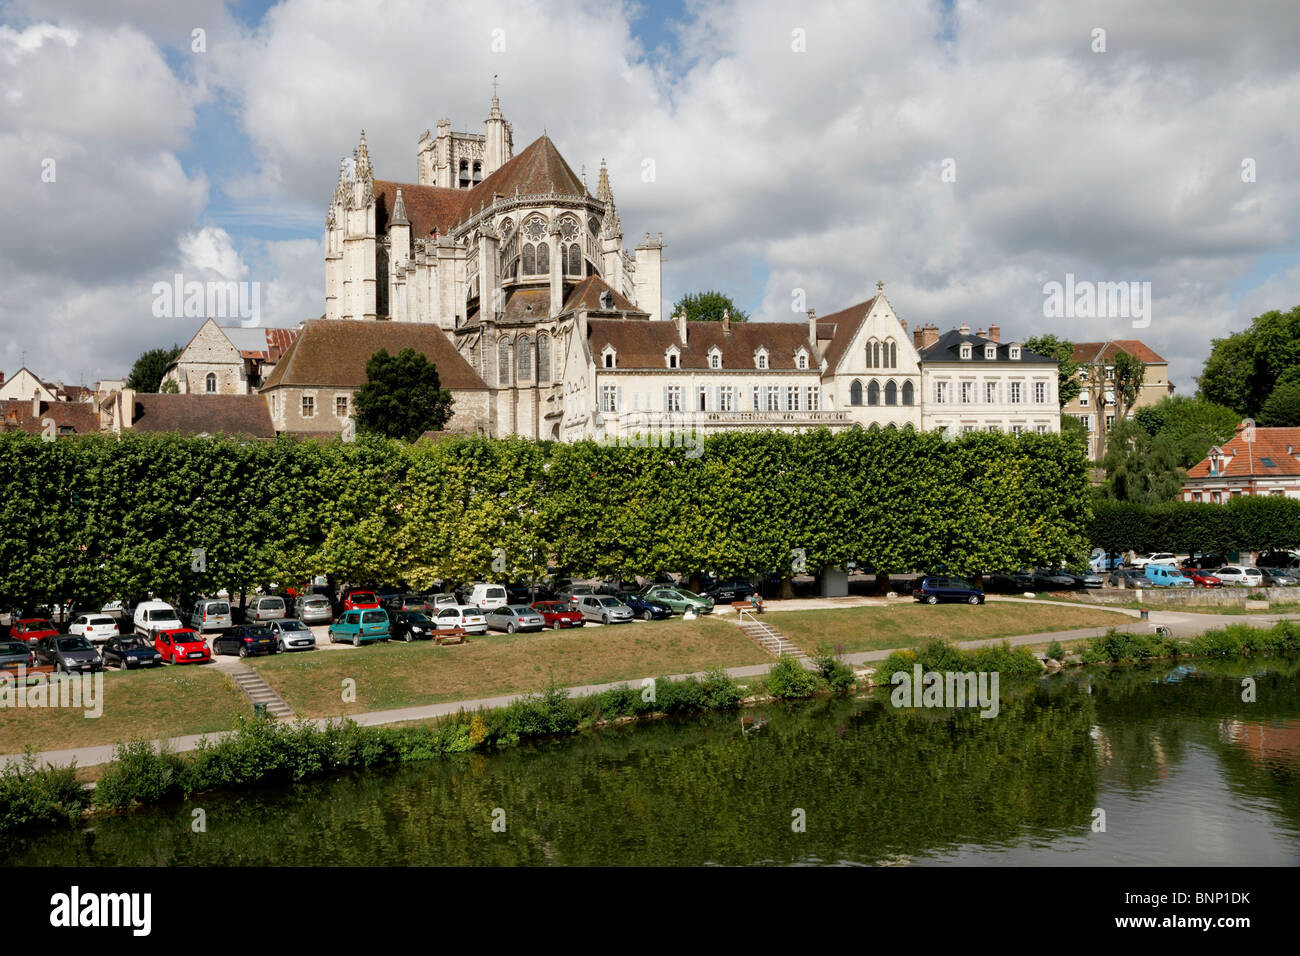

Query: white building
[163,320,299,395]
[917,327,1059,436]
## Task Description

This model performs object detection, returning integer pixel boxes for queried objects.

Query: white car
[68,614,120,645]
[134,600,182,638]
[1129,552,1178,569]
[432,605,488,635]
[268,618,316,652]
[1215,566,1264,587]
[465,583,508,611]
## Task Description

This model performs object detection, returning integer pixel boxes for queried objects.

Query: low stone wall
[1062,587,1294,608]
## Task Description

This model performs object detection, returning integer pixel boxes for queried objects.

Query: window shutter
[662,386,668,411]
[616,386,623,413]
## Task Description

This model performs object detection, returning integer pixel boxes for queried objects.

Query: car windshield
[57,637,92,651]
[509,606,534,615]
[399,612,430,623]
[599,598,622,607]
[676,589,703,600]
[1,640,27,655]
[148,609,177,621]
[28,620,54,630]
[350,592,376,604]
[279,619,306,629]
[171,632,199,642]
[361,611,386,623]
[117,637,146,649]
[245,626,272,637]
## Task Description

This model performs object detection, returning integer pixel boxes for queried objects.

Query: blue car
[617,591,673,621]
[913,576,985,605]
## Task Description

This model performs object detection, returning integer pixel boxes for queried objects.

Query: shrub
[701,669,744,709]
[0,753,87,832]
[879,640,1040,679]
[655,676,706,714]
[1046,641,1066,662]
[95,740,184,809]
[767,657,819,699]
[501,687,579,739]
[812,646,855,693]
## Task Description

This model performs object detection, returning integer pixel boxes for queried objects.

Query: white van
[191,599,232,632]
[466,583,509,611]
[250,595,288,622]
[134,600,182,637]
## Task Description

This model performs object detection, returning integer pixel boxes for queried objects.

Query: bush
[878,640,1041,679]
[812,646,855,693]
[95,739,185,809]
[0,753,87,832]
[766,657,819,699]
[701,669,744,709]
[1046,640,1066,662]
[501,687,579,739]
[655,675,706,714]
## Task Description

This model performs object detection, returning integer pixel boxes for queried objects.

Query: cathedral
[313,95,1062,443]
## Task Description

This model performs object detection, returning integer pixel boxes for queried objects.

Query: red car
[1185,569,1223,588]
[155,627,212,664]
[531,601,585,630]
[342,589,380,611]
[11,618,59,644]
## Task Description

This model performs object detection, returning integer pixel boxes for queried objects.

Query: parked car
[1088,549,1124,572]
[1182,553,1227,570]
[133,601,182,638]
[425,593,462,612]
[190,599,233,632]
[985,571,1034,593]
[0,638,34,671]
[268,618,316,652]
[617,591,673,621]
[248,595,288,622]
[294,594,333,624]
[328,609,391,646]
[913,576,985,605]
[1257,550,1300,570]
[1259,567,1298,587]
[639,586,714,615]
[340,589,381,612]
[558,584,597,605]
[701,580,759,603]
[531,601,585,629]
[152,628,210,665]
[381,593,429,614]
[388,611,436,642]
[597,576,640,596]
[1129,552,1178,569]
[1030,568,1078,590]
[1215,566,1265,587]
[67,613,120,645]
[431,605,488,635]
[212,624,278,658]
[1142,565,1193,588]
[1184,569,1223,588]
[33,634,102,673]
[96,634,160,670]
[466,583,510,612]
[575,595,634,625]
[11,618,60,644]
[1059,570,1103,589]
[1108,568,1147,589]
[485,605,547,633]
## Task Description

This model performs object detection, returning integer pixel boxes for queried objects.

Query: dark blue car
[913,576,985,605]
[617,591,672,621]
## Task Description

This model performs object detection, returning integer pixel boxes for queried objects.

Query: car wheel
[968,595,980,605]
[352,634,361,647]
[238,646,248,658]
[403,632,412,643]
[602,614,610,625]
[926,595,938,605]
[506,623,515,634]
[641,610,653,621]
[552,620,561,630]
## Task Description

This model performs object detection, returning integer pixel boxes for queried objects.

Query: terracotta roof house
[0,397,100,437]
[128,393,276,439]
[1064,339,1174,459]
[260,319,490,436]
[1182,423,1300,502]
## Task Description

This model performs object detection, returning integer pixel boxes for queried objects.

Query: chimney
[806,308,815,343]
[976,327,987,338]
[676,309,687,346]
[988,324,1000,343]
[915,323,940,350]
[958,323,970,335]
[722,308,731,333]
[899,319,907,333]
[31,391,40,419]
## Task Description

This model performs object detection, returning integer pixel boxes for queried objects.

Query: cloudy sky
[3,0,1298,391]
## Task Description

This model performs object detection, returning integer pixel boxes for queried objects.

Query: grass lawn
[253,617,770,718]
[1046,594,1300,615]
[0,665,247,756]
[771,602,1134,654]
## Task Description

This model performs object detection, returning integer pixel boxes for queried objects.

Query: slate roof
[261,320,487,391]
[588,320,818,370]
[1185,427,1300,480]
[919,329,1055,364]
[563,275,644,315]
[130,394,275,439]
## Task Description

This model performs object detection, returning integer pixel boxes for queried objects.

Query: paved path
[5,606,1298,772]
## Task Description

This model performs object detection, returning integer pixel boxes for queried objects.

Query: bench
[732,599,764,614]
[429,627,467,646]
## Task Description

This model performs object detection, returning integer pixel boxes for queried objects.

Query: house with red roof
[1182,423,1300,502]
[1062,339,1175,458]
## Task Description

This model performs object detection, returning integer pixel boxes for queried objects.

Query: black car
[382,593,429,614]
[913,576,985,605]
[1181,553,1227,570]
[701,580,758,603]
[101,635,162,670]
[984,571,1034,593]
[212,625,277,658]
[616,591,673,621]
[1258,551,1300,570]
[0,638,33,671]
[390,610,436,642]
[34,634,103,673]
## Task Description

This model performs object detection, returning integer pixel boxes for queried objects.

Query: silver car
[484,605,546,633]
[268,618,316,652]
[294,594,333,624]
[250,595,288,622]
[191,599,232,632]
[433,605,488,635]
[577,595,634,625]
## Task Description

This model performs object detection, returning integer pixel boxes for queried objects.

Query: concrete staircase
[226,662,295,719]
[735,610,811,664]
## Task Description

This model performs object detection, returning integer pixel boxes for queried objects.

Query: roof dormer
[795,347,809,370]
[754,346,769,370]
[984,344,996,360]
[1008,344,1022,360]
[601,344,617,369]
[707,346,723,370]
[960,343,972,360]
[665,344,681,369]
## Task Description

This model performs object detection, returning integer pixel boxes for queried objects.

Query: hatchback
[1259,568,1297,587]
[102,634,163,669]
[1215,566,1264,587]
[153,628,210,665]
[191,599,233,632]
[388,611,436,642]
[639,586,714,615]
[11,618,59,644]
[485,605,546,633]
[431,605,488,635]
[34,635,102,673]
[616,592,672,621]
[268,618,316,652]
[913,576,985,605]
[1184,569,1223,588]
[341,589,381,612]
[212,625,278,658]
[531,601,585,629]
[0,638,33,671]
[576,596,634,625]
[294,594,334,624]
[328,609,391,646]
[68,614,120,645]
[249,595,288,622]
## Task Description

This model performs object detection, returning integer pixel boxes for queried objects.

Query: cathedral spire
[351,129,374,208]
[595,157,613,203]
[597,158,620,238]
[353,129,372,180]
[391,187,409,226]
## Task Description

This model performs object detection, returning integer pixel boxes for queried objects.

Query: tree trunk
[874,572,892,596]
[779,574,795,600]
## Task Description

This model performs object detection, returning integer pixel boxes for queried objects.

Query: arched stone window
[521,216,547,275]
[902,381,915,405]
[865,341,875,369]
[850,380,863,406]
[567,243,581,273]
[498,337,512,386]
[537,334,551,383]
[205,373,217,393]
[522,244,536,275]
[536,241,550,274]
[888,341,897,368]
[517,335,532,382]
[867,380,881,405]
[884,380,897,405]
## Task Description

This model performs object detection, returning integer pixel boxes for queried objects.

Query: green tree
[1198,305,1300,416]
[1258,381,1300,426]
[353,348,454,442]
[670,291,749,323]
[1024,335,1080,406]
[1133,396,1240,469]
[1101,419,1184,503]
[125,345,181,393]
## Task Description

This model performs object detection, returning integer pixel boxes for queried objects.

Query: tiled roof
[261,320,488,391]
[223,326,298,362]
[1185,426,1300,479]
[563,275,645,314]
[374,181,470,238]
[588,319,818,370]
[920,329,1055,364]
[1071,340,1166,365]
[130,394,275,439]
[812,296,878,370]
[0,400,99,436]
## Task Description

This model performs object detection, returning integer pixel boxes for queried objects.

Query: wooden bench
[732,599,764,614]
[429,627,467,646]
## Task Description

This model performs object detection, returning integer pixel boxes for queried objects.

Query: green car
[328,608,391,646]
[640,586,714,615]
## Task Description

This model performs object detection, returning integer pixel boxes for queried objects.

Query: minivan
[466,583,509,611]
[191,599,232,632]
[249,595,287,622]
[1142,565,1192,588]
[134,600,182,638]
